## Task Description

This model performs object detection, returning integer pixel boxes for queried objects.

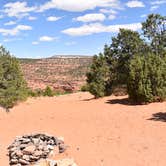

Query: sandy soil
[0,92,166,166]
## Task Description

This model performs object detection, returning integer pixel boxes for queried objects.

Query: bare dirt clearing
[0,92,166,166]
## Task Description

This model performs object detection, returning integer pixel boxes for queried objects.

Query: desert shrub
[81,84,89,92]
[28,87,72,98]
[33,89,44,97]
[0,46,28,110]
[86,53,110,98]
[43,86,55,97]
[127,53,166,103]
[27,89,42,97]
[29,87,54,97]
[88,82,105,98]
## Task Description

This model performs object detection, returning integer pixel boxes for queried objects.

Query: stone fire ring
[8,133,66,165]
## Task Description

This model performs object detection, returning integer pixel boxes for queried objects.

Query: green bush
[81,84,89,92]
[88,82,105,98]
[0,46,28,110]
[127,53,166,103]
[43,86,55,97]
[27,88,42,97]
[28,87,73,98]
[34,89,44,97]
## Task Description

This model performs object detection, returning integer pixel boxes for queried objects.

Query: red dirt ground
[0,92,166,166]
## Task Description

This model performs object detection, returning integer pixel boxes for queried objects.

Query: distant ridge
[19,55,92,61]
[50,55,92,59]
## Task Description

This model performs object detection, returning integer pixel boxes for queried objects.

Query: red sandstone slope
[20,56,92,91]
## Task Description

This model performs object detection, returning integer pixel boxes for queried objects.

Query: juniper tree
[86,50,110,98]
[142,14,166,56]
[110,28,146,84]
[0,46,28,110]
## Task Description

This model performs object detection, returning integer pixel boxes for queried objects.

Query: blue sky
[0,0,165,58]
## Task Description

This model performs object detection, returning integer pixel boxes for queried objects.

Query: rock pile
[8,134,67,165]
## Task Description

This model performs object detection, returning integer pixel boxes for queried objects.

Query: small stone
[21,138,31,144]
[76,147,79,151]
[47,139,54,145]
[20,144,28,150]
[19,158,30,165]
[32,138,40,145]
[10,151,17,158]
[34,150,43,156]
[38,145,44,150]
[10,158,18,164]
[47,159,57,166]
[22,154,30,161]
[9,147,17,152]
[15,150,23,157]
[29,155,40,161]
[23,145,36,155]
[59,144,66,153]
[47,145,54,150]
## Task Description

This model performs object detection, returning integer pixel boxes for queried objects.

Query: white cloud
[47,16,61,22]
[62,22,142,36]
[28,16,37,20]
[74,13,106,22]
[32,36,58,45]
[141,14,147,18]
[3,1,36,18]
[150,5,159,11]
[151,0,166,5]
[0,15,4,19]
[100,8,117,14]
[39,36,56,42]
[32,41,39,45]
[100,9,117,20]
[0,25,32,36]
[126,0,145,8]
[108,14,116,20]
[38,0,121,12]
[4,21,17,26]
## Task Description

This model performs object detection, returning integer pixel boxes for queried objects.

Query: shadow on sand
[147,112,166,122]
[81,97,95,101]
[105,98,140,106]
